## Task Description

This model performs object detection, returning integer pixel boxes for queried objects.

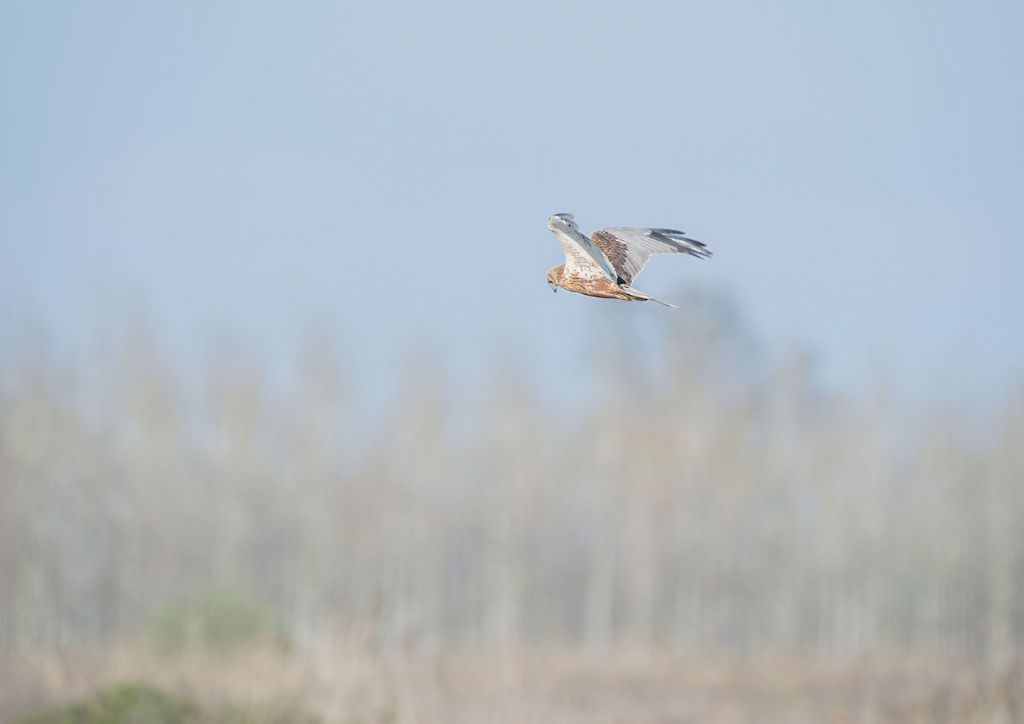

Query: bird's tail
[621,286,679,308]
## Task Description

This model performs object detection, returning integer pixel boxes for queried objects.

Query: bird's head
[547,265,563,292]
[547,213,575,233]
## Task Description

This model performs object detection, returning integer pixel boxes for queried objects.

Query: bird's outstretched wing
[548,213,618,281]
[590,227,711,286]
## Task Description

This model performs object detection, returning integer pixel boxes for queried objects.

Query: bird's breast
[560,275,633,300]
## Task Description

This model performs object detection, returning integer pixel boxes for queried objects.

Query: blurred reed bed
[0,292,1022,720]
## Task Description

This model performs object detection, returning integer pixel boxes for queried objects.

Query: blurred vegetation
[14,681,316,724]
[0,292,1021,662]
[16,683,197,724]
[148,590,283,655]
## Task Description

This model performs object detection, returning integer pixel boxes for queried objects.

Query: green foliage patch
[148,590,282,655]
[18,683,197,724]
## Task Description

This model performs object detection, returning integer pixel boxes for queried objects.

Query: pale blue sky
[2,1,1022,405]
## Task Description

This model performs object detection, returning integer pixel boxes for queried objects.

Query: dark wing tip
[649,229,713,258]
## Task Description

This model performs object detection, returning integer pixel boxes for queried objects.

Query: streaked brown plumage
[546,266,650,301]
[546,213,711,308]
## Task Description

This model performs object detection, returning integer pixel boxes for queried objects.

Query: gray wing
[548,213,618,281]
[590,227,711,286]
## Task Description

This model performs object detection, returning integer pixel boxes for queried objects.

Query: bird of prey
[546,213,711,308]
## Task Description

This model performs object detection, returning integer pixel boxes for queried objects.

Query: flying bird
[546,213,711,308]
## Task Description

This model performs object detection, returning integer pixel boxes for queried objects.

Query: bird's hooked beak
[549,281,557,293]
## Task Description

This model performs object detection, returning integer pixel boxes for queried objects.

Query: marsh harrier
[546,213,711,308]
